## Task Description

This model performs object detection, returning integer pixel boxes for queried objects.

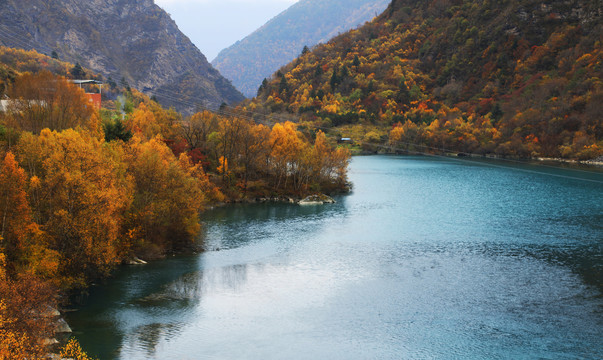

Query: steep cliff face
[0,0,244,112]
[212,0,390,98]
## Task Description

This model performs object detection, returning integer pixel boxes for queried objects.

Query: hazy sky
[155,0,298,62]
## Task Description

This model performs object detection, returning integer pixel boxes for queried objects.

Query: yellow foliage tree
[217,155,229,175]
[124,136,206,254]
[269,121,308,190]
[60,338,97,360]
[17,129,130,288]
[127,102,163,140]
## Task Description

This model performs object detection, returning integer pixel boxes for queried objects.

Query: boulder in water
[298,194,335,205]
[127,257,148,265]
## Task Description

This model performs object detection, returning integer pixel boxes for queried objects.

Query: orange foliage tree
[5,71,100,135]
[0,251,55,359]
[0,152,58,280]
[17,129,130,289]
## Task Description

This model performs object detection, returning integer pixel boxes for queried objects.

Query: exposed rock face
[0,0,244,113]
[212,0,390,98]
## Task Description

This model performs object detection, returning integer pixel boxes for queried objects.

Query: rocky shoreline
[536,156,603,167]
[210,192,344,208]
[246,193,337,205]
[40,306,72,359]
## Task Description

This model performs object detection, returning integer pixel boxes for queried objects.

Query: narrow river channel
[66,155,603,359]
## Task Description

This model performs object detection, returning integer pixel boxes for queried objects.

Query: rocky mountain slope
[212,0,390,98]
[0,0,244,113]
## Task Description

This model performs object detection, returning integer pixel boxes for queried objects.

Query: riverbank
[357,147,603,168]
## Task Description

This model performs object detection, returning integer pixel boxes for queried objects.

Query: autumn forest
[251,0,601,159]
[0,49,349,357]
[0,0,602,357]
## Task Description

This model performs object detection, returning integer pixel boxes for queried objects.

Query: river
[66,155,603,359]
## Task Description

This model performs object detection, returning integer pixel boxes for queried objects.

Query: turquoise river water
[66,156,603,359]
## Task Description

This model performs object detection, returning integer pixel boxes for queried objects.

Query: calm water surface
[66,156,603,359]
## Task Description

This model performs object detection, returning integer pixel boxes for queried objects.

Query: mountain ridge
[212,0,390,98]
[0,0,244,113]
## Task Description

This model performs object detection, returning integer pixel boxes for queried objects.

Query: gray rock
[54,318,72,333]
[128,257,147,265]
[298,194,335,205]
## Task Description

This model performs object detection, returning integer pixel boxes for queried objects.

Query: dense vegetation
[251,0,602,160]
[0,50,349,357]
[212,0,390,97]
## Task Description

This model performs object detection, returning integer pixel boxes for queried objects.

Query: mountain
[0,0,244,113]
[250,0,602,160]
[212,0,390,98]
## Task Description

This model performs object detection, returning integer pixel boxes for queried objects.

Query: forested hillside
[0,48,349,357]
[0,0,244,113]
[251,0,602,160]
[0,47,103,95]
[212,0,390,98]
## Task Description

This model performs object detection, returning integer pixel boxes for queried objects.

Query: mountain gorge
[0,0,244,113]
[212,0,390,98]
[250,0,602,159]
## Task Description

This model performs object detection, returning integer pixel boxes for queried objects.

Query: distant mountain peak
[212,0,390,98]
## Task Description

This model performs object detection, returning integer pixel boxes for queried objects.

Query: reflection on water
[201,201,347,252]
[66,156,603,359]
[124,322,184,358]
[117,264,254,358]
